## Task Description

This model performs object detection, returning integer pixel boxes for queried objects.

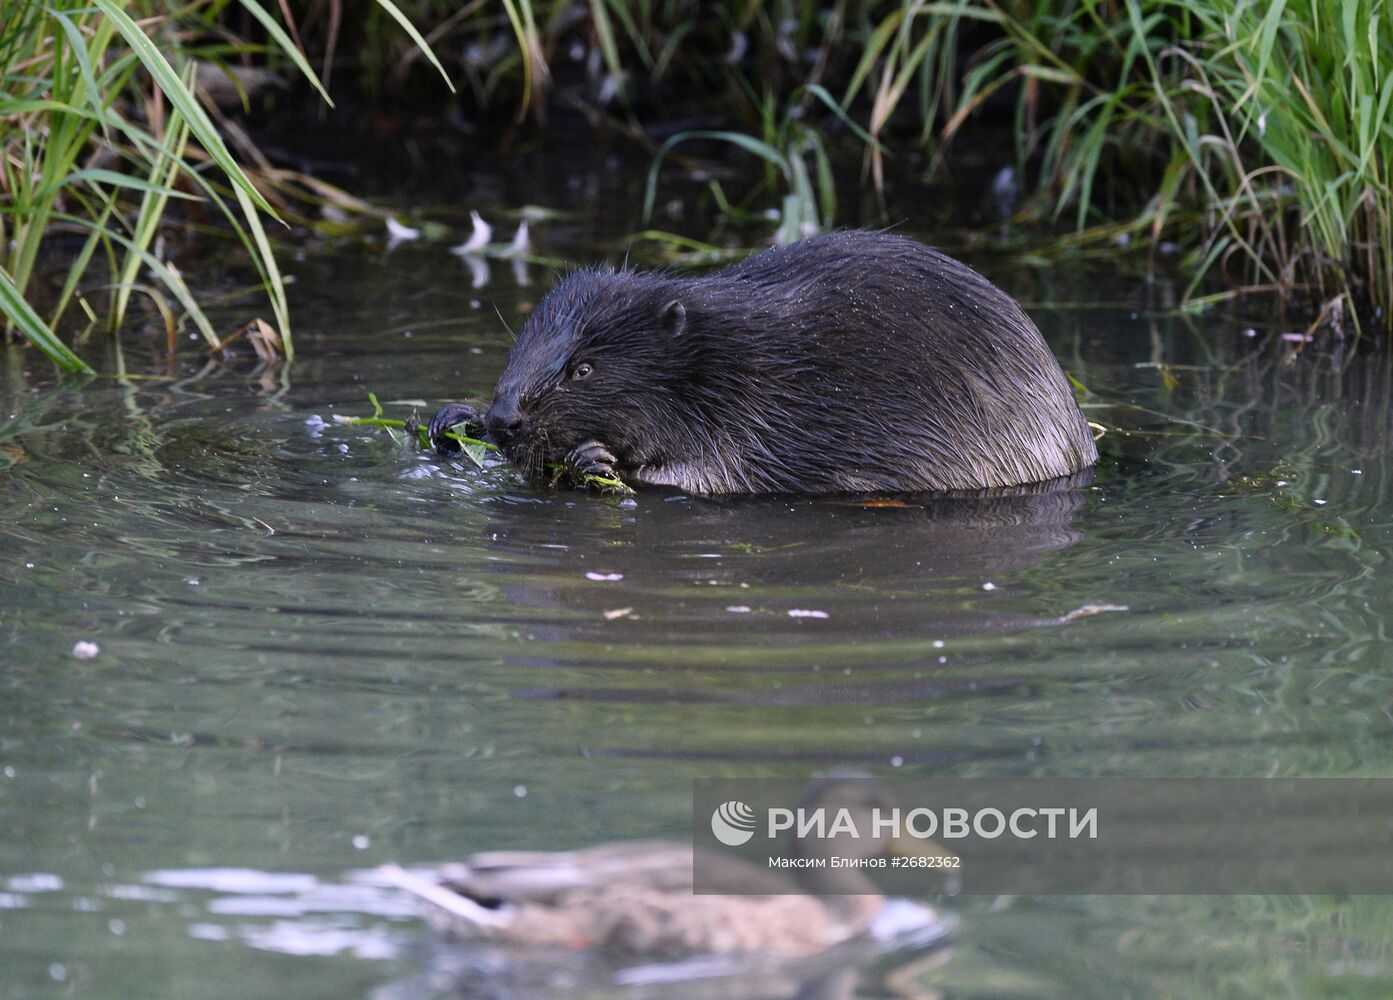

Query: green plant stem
[338,407,633,496]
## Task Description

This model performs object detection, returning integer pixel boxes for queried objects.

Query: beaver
[429,230,1097,495]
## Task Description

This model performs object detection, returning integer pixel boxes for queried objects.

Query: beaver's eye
[571,362,593,381]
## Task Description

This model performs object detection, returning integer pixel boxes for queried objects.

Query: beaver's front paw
[565,440,620,486]
[428,403,481,454]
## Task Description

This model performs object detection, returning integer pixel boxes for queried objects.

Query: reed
[939,0,1391,330]
[0,0,441,372]
[461,1,1391,332]
[6,1,1388,361]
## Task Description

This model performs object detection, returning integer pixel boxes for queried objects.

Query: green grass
[937,0,1392,331]
[0,0,442,372]
[1,1,288,370]
[5,1,1389,363]
[1158,0,1393,326]
[412,0,1389,333]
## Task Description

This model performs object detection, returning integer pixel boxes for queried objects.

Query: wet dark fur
[445,231,1098,495]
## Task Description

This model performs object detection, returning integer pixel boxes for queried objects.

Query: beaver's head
[485,269,698,482]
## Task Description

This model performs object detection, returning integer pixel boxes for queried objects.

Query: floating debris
[506,220,531,256]
[1057,603,1129,624]
[451,211,493,255]
[385,217,420,249]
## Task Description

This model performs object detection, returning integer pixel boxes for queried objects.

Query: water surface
[3,228,1392,998]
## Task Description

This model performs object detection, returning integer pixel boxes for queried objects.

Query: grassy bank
[0,0,440,372]
[3,1,1388,372]
[400,0,1390,333]
[0,1,305,372]
[946,0,1391,332]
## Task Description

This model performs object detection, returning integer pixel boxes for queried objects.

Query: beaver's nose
[485,399,523,446]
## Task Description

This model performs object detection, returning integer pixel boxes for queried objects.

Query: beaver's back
[680,231,1097,493]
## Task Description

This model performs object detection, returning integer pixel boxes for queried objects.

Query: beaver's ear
[658,299,687,340]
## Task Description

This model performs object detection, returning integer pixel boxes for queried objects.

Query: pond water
[3,203,1393,998]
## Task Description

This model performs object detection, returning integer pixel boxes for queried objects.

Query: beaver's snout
[485,398,524,448]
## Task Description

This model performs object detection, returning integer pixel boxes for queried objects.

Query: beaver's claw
[428,403,481,454]
[565,440,621,488]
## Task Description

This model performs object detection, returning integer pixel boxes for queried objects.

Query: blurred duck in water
[382,777,953,960]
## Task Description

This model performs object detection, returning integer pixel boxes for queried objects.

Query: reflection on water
[2,234,1393,998]
[374,897,952,1000]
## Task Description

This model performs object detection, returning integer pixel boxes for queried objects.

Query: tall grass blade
[644,131,788,222]
[0,268,95,374]
[234,0,335,106]
[371,0,455,93]
[111,102,191,332]
[233,184,294,360]
[90,0,279,219]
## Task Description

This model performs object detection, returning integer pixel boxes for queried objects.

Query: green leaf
[50,10,109,139]
[799,84,883,151]
[233,0,334,106]
[1017,64,1085,85]
[371,0,456,93]
[60,168,202,200]
[52,210,222,347]
[644,130,788,222]
[233,183,293,359]
[0,267,95,374]
[90,0,278,219]
[0,98,90,116]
